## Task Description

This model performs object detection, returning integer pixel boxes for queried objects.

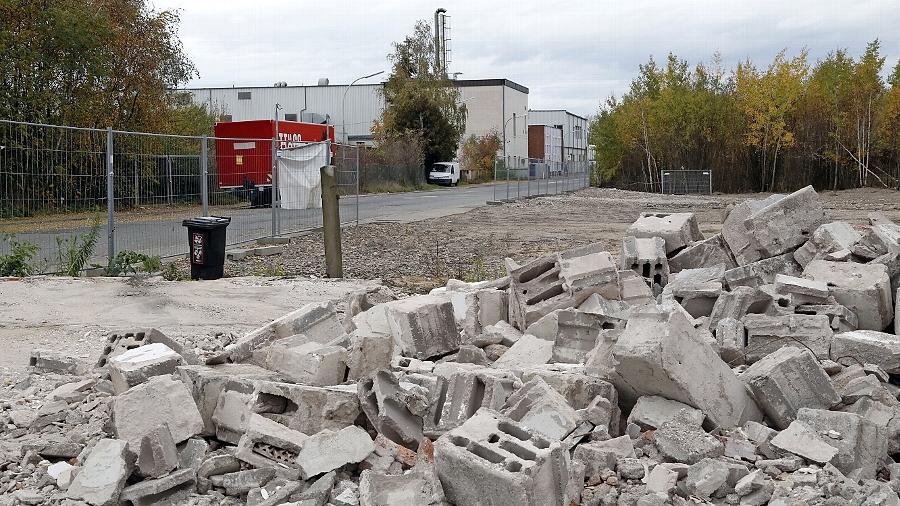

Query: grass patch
[362,181,442,194]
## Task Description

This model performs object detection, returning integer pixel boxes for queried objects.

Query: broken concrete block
[618,269,655,306]
[770,420,839,463]
[137,424,179,478]
[654,416,724,464]
[67,439,133,506]
[346,329,394,381]
[295,425,375,480]
[359,466,445,506]
[211,468,276,496]
[526,308,607,364]
[627,395,704,431]
[557,243,620,295]
[501,376,579,440]
[108,342,184,394]
[434,409,569,506]
[474,321,522,347]
[29,350,88,375]
[797,408,886,480]
[178,363,282,436]
[234,413,309,472]
[774,273,829,304]
[520,367,619,413]
[427,367,520,436]
[579,293,631,323]
[246,381,360,435]
[804,260,892,331]
[742,314,833,362]
[668,234,737,273]
[832,330,900,374]
[111,375,204,447]
[359,370,425,449]
[742,185,828,260]
[626,212,703,255]
[685,458,732,499]
[177,438,208,473]
[724,253,802,289]
[491,334,553,370]
[209,379,259,444]
[667,281,722,318]
[740,346,840,429]
[457,289,508,340]
[611,307,762,428]
[621,235,669,292]
[265,340,348,386]
[385,295,460,359]
[120,468,196,506]
[794,221,861,267]
[795,303,858,332]
[722,194,786,265]
[573,436,635,475]
[457,344,491,365]
[221,301,343,363]
[715,317,745,365]
[645,464,679,495]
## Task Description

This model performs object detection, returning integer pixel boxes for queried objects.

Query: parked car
[428,162,460,186]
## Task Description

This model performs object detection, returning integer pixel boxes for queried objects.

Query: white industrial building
[185,79,530,161]
[527,110,590,162]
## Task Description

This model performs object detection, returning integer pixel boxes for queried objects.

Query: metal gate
[660,170,712,195]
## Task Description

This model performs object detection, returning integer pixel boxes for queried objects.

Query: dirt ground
[173,187,900,293]
[0,276,375,373]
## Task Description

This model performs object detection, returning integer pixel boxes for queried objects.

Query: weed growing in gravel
[0,234,39,276]
[251,264,286,277]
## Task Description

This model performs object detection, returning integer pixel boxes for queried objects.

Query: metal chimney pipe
[434,8,446,76]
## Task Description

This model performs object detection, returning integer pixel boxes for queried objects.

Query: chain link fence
[491,156,591,202]
[0,120,359,272]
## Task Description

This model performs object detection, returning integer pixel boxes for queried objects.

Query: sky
[154,0,900,117]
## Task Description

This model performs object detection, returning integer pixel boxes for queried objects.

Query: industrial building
[526,110,590,162]
[185,79,530,161]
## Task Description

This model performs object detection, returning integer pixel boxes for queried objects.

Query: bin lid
[182,216,231,229]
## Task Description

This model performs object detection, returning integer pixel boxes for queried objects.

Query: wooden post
[321,165,343,278]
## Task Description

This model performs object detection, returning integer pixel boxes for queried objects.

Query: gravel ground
[170,187,900,293]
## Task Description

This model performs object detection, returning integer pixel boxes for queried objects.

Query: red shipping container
[214,120,335,188]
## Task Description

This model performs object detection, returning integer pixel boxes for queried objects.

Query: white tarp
[276,142,329,209]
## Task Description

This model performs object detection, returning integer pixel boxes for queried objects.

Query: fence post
[201,135,209,216]
[321,165,343,278]
[505,157,510,201]
[355,144,360,226]
[106,128,115,267]
[492,158,497,202]
[271,139,277,237]
[165,155,173,205]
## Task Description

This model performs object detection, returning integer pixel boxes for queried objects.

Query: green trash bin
[182,216,231,280]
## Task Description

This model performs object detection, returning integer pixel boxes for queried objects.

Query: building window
[237,91,251,100]
[284,114,297,121]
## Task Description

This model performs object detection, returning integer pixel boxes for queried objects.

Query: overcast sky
[155,0,900,117]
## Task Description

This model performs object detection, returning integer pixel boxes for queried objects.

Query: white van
[428,162,460,186]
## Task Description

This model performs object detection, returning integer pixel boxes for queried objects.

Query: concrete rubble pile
[5,185,900,505]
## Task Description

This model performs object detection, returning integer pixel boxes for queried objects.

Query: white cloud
[155,0,900,116]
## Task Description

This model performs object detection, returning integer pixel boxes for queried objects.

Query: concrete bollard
[321,165,343,278]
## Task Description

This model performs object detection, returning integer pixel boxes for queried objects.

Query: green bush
[0,235,39,277]
[56,214,102,276]
[106,250,162,276]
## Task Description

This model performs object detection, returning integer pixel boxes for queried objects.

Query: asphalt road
[5,175,588,269]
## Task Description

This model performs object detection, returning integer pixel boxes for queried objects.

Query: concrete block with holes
[508,245,618,330]
[708,286,772,330]
[625,212,703,256]
[667,281,723,319]
[804,260,892,331]
[234,413,308,475]
[739,346,840,429]
[434,408,570,506]
[525,308,612,364]
[500,376,579,440]
[621,236,669,293]
[741,314,833,362]
[264,340,348,387]
[426,367,520,437]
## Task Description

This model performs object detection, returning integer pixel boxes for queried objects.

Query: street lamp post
[342,71,384,145]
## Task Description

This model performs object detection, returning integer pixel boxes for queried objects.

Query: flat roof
[528,109,588,121]
[182,78,528,94]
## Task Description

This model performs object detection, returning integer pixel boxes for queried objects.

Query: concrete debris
[668,233,738,273]
[10,187,900,506]
[804,259,892,331]
[66,438,133,506]
[611,307,762,428]
[626,212,704,255]
[740,346,841,429]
